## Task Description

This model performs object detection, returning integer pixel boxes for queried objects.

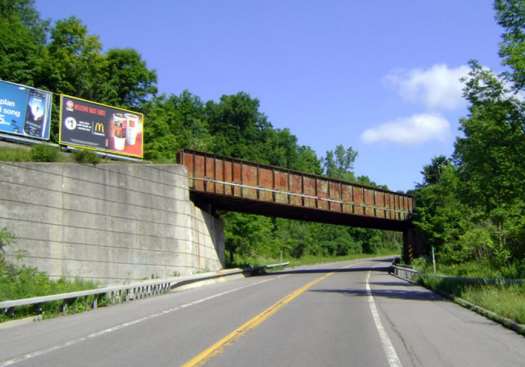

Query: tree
[413,164,470,253]
[495,0,525,91]
[0,0,48,85]
[45,17,105,98]
[98,48,157,108]
[0,0,47,41]
[455,61,525,213]
[419,155,452,187]
[223,213,275,264]
[323,144,357,181]
[294,146,323,175]
[143,91,210,161]
[205,92,280,164]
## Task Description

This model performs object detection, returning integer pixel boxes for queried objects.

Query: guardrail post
[60,298,75,314]
[4,307,15,318]
[34,303,43,319]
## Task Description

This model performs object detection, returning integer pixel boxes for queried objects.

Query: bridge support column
[402,226,424,264]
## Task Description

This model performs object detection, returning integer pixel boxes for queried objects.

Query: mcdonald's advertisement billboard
[0,79,52,140]
[59,95,144,158]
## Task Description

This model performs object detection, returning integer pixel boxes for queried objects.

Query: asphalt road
[1,258,524,367]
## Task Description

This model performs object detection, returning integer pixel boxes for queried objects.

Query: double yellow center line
[181,272,334,367]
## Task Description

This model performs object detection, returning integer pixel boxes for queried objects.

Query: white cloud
[361,113,451,145]
[386,64,470,110]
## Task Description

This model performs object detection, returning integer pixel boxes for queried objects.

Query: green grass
[0,146,71,162]
[0,147,33,161]
[416,260,525,279]
[0,263,99,323]
[414,257,525,326]
[462,285,525,324]
[0,146,113,164]
[419,275,525,324]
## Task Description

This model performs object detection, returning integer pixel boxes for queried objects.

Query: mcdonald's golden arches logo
[94,122,105,134]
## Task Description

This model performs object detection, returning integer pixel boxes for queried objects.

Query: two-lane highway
[1,258,524,367]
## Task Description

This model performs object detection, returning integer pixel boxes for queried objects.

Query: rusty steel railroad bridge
[178,150,421,260]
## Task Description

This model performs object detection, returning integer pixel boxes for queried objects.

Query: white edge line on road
[0,276,282,367]
[366,271,403,367]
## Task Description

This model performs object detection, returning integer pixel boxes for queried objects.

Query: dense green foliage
[413,1,525,277]
[0,0,402,266]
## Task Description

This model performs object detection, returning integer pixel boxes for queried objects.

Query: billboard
[59,95,144,158]
[0,80,52,140]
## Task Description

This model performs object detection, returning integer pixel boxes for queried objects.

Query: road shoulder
[370,271,525,367]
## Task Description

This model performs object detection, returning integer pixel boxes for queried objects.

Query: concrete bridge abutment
[0,162,225,285]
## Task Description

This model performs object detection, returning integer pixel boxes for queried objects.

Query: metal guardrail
[391,265,419,282]
[0,268,243,317]
[263,262,289,269]
[249,261,290,275]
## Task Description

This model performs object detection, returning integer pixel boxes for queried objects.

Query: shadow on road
[263,266,391,275]
[309,288,442,301]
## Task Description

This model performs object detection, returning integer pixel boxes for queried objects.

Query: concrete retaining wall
[0,162,224,284]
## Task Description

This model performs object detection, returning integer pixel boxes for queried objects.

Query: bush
[30,144,59,162]
[73,149,101,165]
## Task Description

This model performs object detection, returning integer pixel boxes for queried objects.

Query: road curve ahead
[1,258,524,367]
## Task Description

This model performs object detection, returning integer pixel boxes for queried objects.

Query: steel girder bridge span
[178,150,421,260]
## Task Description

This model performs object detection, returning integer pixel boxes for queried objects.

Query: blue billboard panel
[0,80,52,140]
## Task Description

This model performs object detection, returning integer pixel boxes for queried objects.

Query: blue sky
[37,1,503,191]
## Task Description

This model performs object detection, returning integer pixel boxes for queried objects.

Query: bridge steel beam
[191,191,411,231]
[179,149,417,256]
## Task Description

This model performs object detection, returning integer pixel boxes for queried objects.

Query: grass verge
[0,146,70,162]
[0,264,99,323]
[0,147,33,162]
[418,274,525,325]
[0,146,112,164]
